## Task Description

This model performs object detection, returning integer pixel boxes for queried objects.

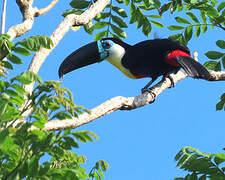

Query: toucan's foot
[164,75,175,88]
[141,88,156,103]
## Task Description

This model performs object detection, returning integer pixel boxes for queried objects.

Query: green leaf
[94,22,108,29]
[213,15,225,25]
[175,17,192,25]
[116,0,124,3]
[195,25,201,37]
[159,2,171,15]
[217,2,225,12]
[152,0,161,9]
[186,12,199,23]
[71,26,81,32]
[62,9,84,17]
[168,25,185,30]
[110,24,126,38]
[112,15,128,28]
[84,22,94,34]
[70,0,91,9]
[204,61,221,71]
[201,24,208,33]
[148,15,162,18]
[168,33,184,42]
[0,128,9,144]
[124,0,130,6]
[7,54,23,64]
[112,6,127,17]
[216,40,225,49]
[142,21,152,36]
[222,56,225,69]
[150,20,164,28]
[28,156,39,176]
[205,51,224,59]
[184,26,193,43]
[205,6,219,18]
[200,11,207,23]
[2,61,13,70]
[13,71,41,85]
[216,93,225,110]
[18,36,53,52]
[94,31,108,40]
[12,47,31,56]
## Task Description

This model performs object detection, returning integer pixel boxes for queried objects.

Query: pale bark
[29,69,225,131]
[6,0,58,40]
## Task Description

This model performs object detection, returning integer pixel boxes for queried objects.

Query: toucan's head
[58,38,131,78]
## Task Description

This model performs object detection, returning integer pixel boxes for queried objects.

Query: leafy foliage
[175,147,225,180]
[0,34,109,179]
[63,0,164,39]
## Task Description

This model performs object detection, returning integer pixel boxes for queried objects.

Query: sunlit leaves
[18,35,53,52]
[0,70,108,179]
[175,146,225,179]
[186,12,199,23]
[168,25,185,30]
[94,31,108,40]
[89,160,109,180]
[112,6,127,17]
[217,2,225,12]
[12,47,31,56]
[112,15,128,28]
[150,20,163,28]
[0,34,13,60]
[175,17,191,25]
[204,61,221,71]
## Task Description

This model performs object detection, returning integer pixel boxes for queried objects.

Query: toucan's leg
[141,78,157,103]
[141,77,157,94]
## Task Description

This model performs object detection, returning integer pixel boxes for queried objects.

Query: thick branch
[25,0,110,94]
[37,69,225,131]
[7,0,35,40]
[15,0,110,126]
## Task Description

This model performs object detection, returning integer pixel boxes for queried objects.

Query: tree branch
[12,0,110,127]
[29,69,224,131]
[1,0,7,34]
[34,0,58,17]
[6,0,59,40]
[25,0,110,94]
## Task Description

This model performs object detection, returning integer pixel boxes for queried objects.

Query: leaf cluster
[175,146,225,180]
[62,0,165,38]
[167,1,225,45]
[0,35,109,179]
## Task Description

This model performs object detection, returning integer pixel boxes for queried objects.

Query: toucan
[58,38,210,93]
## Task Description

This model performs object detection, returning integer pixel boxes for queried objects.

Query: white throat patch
[106,44,137,79]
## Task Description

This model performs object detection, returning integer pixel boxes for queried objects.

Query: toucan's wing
[121,39,190,70]
[173,56,210,80]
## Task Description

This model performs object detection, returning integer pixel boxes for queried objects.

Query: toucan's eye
[102,41,111,49]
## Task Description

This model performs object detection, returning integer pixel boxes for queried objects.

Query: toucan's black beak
[58,41,100,78]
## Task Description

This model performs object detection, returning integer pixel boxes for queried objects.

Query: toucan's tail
[174,56,210,80]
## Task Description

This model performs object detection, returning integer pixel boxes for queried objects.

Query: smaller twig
[1,0,7,34]
[34,0,58,17]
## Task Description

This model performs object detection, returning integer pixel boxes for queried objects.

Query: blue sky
[5,1,225,179]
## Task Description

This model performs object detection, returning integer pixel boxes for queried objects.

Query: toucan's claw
[163,75,175,88]
[141,88,156,103]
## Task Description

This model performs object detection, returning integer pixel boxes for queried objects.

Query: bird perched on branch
[58,38,210,95]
